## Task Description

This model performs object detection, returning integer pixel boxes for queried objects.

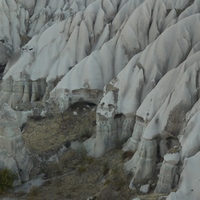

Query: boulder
[140,184,150,193]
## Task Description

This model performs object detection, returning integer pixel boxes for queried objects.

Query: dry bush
[0,168,17,194]
[122,151,134,160]
[28,186,39,197]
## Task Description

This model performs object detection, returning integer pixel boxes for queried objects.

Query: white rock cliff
[1,0,200,199]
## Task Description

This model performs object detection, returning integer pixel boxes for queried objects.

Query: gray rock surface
[140,184,150,193]
[167,151,200,200]
[0,41,13,65]
[1,1,200,199]
[123,118,146,152]
[159,197,167,200]
[155,160,177,193]
[125,137,157,183]
[0,103,32,185]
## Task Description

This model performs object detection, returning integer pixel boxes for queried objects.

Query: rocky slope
[0,0,200,199]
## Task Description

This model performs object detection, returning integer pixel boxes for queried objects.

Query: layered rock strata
[155,151,180,194]
[125,137,157,183]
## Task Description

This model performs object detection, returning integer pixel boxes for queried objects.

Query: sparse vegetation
[76,165,87,176]
[102,161,110,176]
[122,151,134,160]
[0,168,16,194]
[85,156,95,164]
[29,115,44,121]
[0,102,162,200]
[42,162,63,178]
[115,138,127,150]
[20,35,31,46]
[168,146,180,154]
[22,102,96,153]
[99,186,118,200]
[107,166,127,191]
[79,128,92,141]
[28,186,39,198]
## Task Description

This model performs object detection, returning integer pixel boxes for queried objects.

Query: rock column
[155,151,180,193]
[0,104,32,186]
[125,137,157,183]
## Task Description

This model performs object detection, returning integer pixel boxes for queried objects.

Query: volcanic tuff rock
[155,152,180,194]
[0,103,32,186]
[1,0,200,199]
[167,152,200,200]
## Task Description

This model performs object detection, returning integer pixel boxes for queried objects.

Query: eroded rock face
[0,41,13,65]
[93,13,200,194]
[155,152,180,194]
[119,117,135,142]
[2,0,200,199]
[123,118,146,152]
[84,86,135,157]
[125,137,157,183]
[167,152,200,200]
[2,0,191,108]
[84,117,117,158]
[180,98,200,160]
[0,104,32,186]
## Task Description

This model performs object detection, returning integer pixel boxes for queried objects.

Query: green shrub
[0,168,17,194]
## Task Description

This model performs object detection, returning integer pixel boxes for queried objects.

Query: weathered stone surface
[125,137,157,183]
[159,197,167,200]
[15,110,33,128]
[121,117,135,141]
[167,152,200,200]
[155,151,180,194]
[159,139,168,158]
[0,104,32,185]
[140,184,150,193]
[129,179,137,191]
[84,111,135,157]
[123,118,145,152]
[2,1,200,199]
[0,40,13,65]
[155,162,176,194]
[84,117,117,157]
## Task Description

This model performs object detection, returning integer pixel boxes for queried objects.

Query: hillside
[0,0,200,199]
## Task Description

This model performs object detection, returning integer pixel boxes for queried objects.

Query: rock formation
[155,150,180,194]
[1,0,200,199]
[0,103,32,186]
[167,152,200,200]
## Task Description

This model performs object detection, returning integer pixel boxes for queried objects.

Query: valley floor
[1,102,166,200]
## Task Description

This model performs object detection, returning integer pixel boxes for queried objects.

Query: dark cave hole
[0,39,5,43]
[0,65,6,72]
